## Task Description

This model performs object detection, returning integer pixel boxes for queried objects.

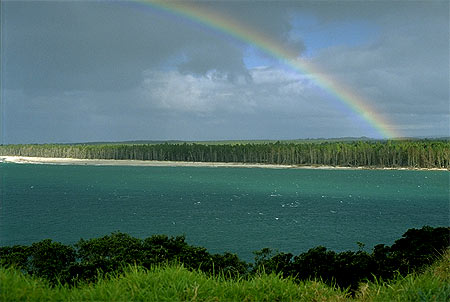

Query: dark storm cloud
[3,1,176,92]
[1,0,448,143]
[177,42,249,81]
[2,0,307,95]
[200,1,305,54]
[310,2,449,120]
[2,1,252,93]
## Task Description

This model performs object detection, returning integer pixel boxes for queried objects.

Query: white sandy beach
[0,156,447,171]
[0,156,322,169]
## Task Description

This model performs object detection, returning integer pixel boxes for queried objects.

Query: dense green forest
[1,226,448,292]
[1,140,449,168]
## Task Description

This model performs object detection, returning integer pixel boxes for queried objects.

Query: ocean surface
[1,163,448,261]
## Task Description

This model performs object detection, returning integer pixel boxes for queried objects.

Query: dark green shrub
[293,246,337,282]
[29,239,75,284]
[390,226,450,273]
[75,232,143,278]
[252,248,294,277]
[0,225,448,288]
[210,252,249,278]
[0,245,31,272]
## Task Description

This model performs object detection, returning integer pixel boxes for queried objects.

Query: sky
[1,0,449,144]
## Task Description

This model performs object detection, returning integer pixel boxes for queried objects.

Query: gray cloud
[4,1,173,92]
[2,1,251,93]
[1,0,448,143]
[3,65,373,143]
[176,42,249,81]
[307,1,449,137]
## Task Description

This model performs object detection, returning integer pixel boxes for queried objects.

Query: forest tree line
[0,140,449,168]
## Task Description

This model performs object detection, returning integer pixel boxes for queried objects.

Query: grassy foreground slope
[1,250,448,302]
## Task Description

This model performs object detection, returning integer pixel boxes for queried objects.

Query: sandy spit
[0,156,448,171]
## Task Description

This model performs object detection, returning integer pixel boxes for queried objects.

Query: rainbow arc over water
[134,0,399,138]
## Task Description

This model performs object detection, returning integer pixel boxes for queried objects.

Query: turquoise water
[1,163,448,260]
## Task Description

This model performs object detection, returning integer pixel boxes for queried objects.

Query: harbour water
[1,163,448,260]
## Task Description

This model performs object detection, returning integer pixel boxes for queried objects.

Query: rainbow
[133,0,399,138]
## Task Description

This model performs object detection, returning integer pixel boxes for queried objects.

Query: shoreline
[0,156,448,171]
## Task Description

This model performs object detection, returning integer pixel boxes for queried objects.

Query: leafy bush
[29,240,75,284]
[0,245,30,272]
[251,226,449,291]
[0,226,448,289]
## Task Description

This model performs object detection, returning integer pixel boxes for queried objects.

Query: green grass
[356,250,450,302]
[0,266,348,301]
[2,251,449,302]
